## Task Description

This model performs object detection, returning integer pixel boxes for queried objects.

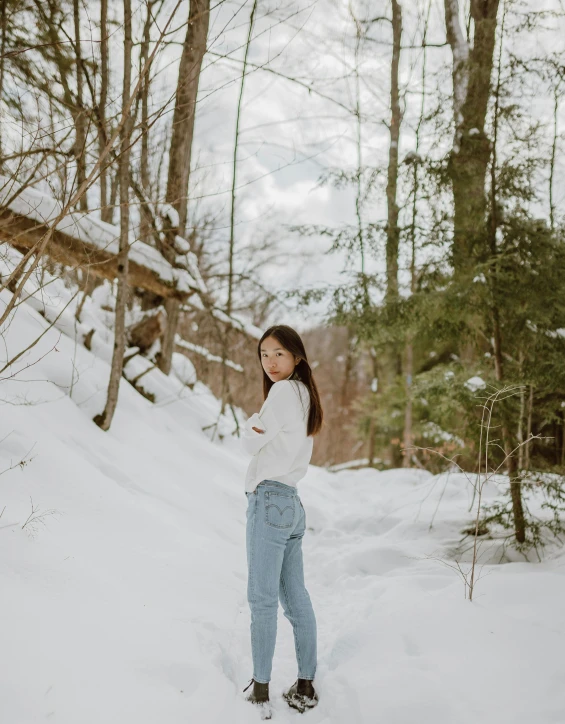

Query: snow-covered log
[0,178,197,300]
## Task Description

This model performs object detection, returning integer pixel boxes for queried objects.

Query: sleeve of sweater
[241,380,302,456]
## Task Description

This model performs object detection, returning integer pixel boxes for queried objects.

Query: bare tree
[73,0,87,210]
[403,0,431,467]
[93,0,133,431]
[158,0,211,375]
[99,0,111,223]
[0,0,7,164]
[220,0,258,415]
[385,0,402,304]
[485,1,525,542]
[139,1,160,243]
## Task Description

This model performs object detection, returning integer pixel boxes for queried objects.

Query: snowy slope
[1,289,565,724]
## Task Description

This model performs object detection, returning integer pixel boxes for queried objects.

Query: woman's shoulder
[269,378,307,395]
[269,379,309,409]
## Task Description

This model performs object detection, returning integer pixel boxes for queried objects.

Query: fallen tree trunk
[0,206,191,300]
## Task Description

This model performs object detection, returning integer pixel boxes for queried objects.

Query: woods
[1,0,565,551]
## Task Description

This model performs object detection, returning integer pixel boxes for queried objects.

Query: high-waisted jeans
[246,479,317,684]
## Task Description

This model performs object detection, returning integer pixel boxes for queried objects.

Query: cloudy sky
[150,0,565,329]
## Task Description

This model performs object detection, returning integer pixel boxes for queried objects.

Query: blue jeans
[246,480,317,684]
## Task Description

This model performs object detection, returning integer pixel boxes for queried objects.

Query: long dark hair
[257,325,323,436]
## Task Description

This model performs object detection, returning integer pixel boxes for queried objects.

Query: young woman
[241,325,323,718]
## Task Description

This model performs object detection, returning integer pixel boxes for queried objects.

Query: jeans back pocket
[265,492,295,529]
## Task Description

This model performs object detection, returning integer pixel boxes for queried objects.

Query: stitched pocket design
[265,492,295,529]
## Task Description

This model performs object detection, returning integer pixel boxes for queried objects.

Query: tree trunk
[0,0,7,165]
[401,1,430,468]
[166,0,210,234]
[128,308,166,354]
[34,0,90,211]
[139,1,155,244]
[492,312,526,543]
[159,0,210,375]
[385,0,402,302]
[99,0,111,223]
[549,85,561,231]
[444,0,500,271]
[157,297,180,375]
[367,348,378,466]
[94,0,132,431]
[73,0,88,210]
[525,385,533,470]
[487,2,524,543]
[220,0,257,413]
[402,341,413,467]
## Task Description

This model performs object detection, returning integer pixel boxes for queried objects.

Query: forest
[1,0,565,556]
[2,3,565,722]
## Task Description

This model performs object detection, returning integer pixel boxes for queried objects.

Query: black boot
[283,678,319,713]
[243,679,272,719]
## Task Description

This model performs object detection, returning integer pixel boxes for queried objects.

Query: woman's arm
[241,381,301,455]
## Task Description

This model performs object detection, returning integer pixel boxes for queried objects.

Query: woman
[241,325,323,718]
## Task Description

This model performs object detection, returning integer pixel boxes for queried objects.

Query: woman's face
[260,336,299,382]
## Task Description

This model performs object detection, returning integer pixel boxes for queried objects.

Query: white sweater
[242,379,313,493]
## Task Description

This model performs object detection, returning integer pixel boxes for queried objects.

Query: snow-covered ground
[1,285,565,724]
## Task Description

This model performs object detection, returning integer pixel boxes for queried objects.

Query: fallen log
[0,178,195,300]
[0,207,191,300]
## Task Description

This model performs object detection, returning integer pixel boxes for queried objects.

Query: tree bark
[33,0,90,210]
[139,1,156,244]
[525,385,533,470]
[157,297,180,375]
[549,84,561,231]
[94,0,132,431]
[487,2,525,543]
[367,350,379,467]
[402,0,431,469]
[159,0,210,375]
[128,308,166,353]
[492,310,526,543]
[402,341,413,467]
[385,0,402,302]
[73,0,88,210]
[0,0,7,165]
[166,0,210,234]
[99,0,111,223]
[444,0,500,271]
[220,0,257,413]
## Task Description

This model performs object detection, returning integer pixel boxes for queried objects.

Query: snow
[1,287,565,723]
[174,234,191,254]
[175,335,244,373]
[0,176,196,293]
[172,352,197,387]
[422,421,465,446]
[327,458,382,472]
[159,203,180,230]
[464,375,487,392]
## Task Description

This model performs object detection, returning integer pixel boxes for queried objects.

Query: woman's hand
[252,426,265,434]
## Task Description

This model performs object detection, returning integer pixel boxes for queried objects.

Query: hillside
[1,287,565,724]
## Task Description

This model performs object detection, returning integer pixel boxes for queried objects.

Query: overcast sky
[141,0,565,329]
